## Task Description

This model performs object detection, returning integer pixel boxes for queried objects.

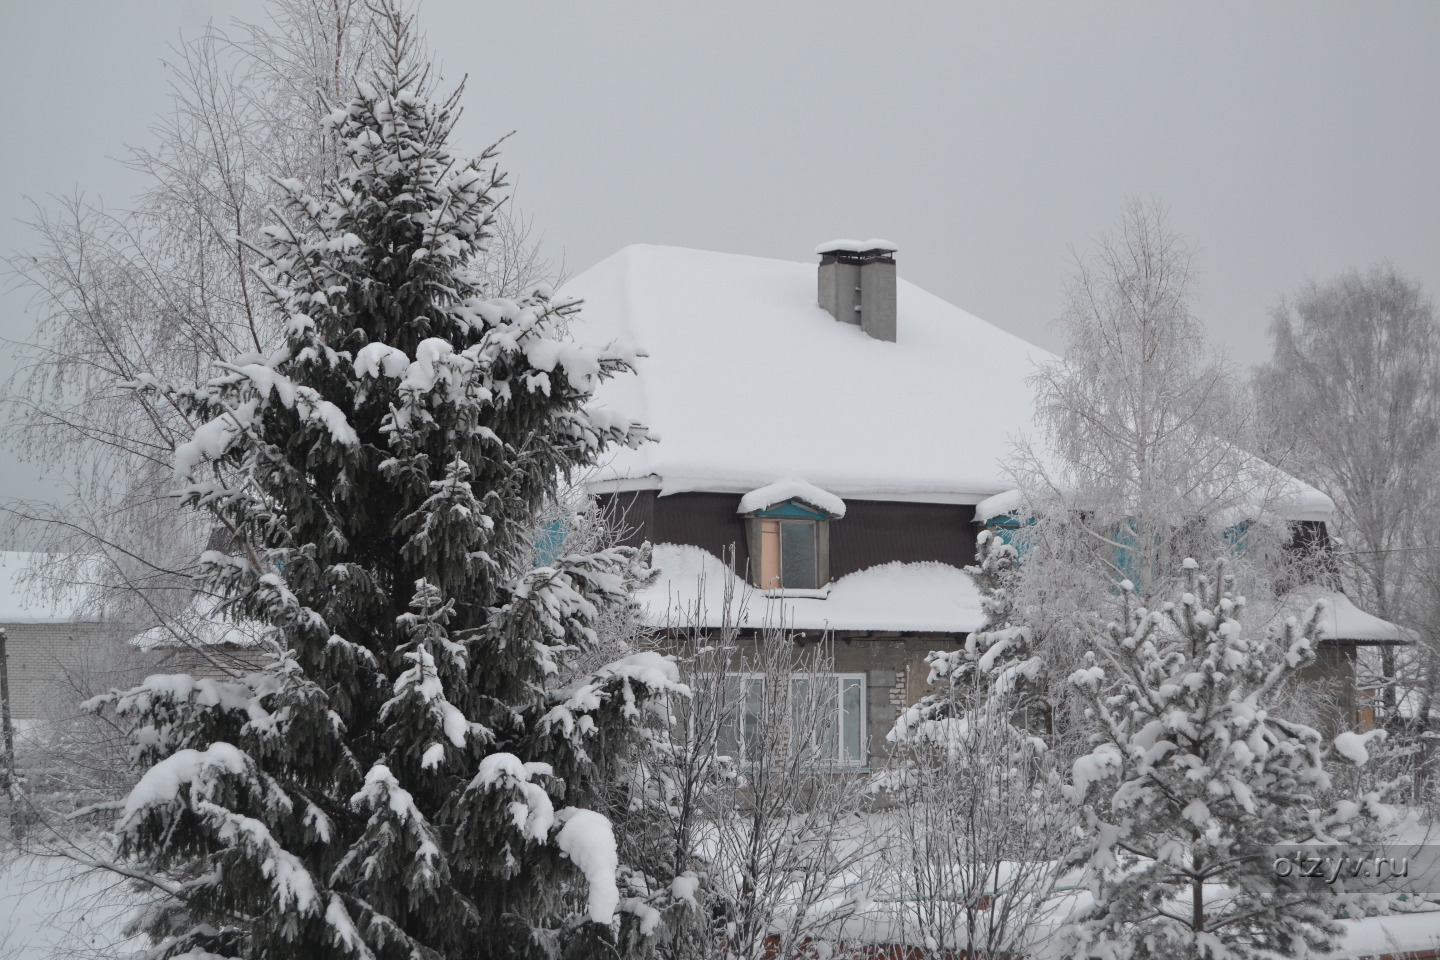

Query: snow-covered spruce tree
[894,529,1044,737]
[96,6,678,958]
[1065,559,1401,960]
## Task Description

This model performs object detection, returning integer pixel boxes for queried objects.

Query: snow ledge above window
[738,479,846,518]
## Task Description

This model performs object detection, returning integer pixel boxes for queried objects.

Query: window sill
[761,586,830,600]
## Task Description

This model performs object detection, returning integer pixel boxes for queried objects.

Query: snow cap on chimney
[816,239,897,342]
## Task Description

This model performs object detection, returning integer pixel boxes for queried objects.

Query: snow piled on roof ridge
[975,489,1025,523]
[737,479,846,517]
[565,243,1332,522]
[637,543,983,633]
[129,594,270,650]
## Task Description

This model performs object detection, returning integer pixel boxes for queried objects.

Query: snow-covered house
[565,241,1400,758]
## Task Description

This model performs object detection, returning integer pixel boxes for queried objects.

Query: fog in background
[3,0,1438,505]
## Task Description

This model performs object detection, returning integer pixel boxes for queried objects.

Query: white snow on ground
[564,244,1335,520]
[737,479,846,517]
[5,811,1440,956]
[637,543,984,633]
[0,852,141,958]
[0,553,85,624]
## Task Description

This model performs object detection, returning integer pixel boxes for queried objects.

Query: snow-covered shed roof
[565,244,1333,520]
[1282,586,1416,646]
[128,595,269,650]
[565,244,1050,504]
[638,544,983,633]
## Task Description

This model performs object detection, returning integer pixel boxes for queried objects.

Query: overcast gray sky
[3,1,1439,503]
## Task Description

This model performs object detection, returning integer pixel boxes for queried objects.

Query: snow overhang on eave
[1284,588,1416,647]
[582,473,995,505]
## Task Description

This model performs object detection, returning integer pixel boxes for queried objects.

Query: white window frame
[715,671,867,768]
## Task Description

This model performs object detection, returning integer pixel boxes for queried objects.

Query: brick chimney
[816,239,897,342]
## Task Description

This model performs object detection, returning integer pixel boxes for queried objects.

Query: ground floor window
[717,673,866,766]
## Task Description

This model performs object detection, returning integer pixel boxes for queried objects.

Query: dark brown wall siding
[830,500,977,576]
[597,491,657,549]
[652,492,750,574]
[598,492,975,577]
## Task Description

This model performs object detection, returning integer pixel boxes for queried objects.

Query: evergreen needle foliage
[93,5,680,958]
[1066,559,1402,960]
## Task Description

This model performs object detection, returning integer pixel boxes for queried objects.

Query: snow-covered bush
[882,529,1069,959]
[1066,558,1405,960]
[86,6,685,958]
[610,568,877,960]
[880,666,1070,960]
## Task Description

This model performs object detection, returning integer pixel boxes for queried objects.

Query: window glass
[720,674,865,767]
[841,676,863,763]
[718,676,765,763]
[790,677,838,760]
[781,521,817,589]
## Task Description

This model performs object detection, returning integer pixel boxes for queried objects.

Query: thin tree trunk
[0,627,18,839]
[1192,850,1205,934]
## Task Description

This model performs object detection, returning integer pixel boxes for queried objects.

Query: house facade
[566,241,1397,762]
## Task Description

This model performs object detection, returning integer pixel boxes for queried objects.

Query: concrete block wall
[1,621,129,720]
[1,620,265,721]
[829,634,965,765]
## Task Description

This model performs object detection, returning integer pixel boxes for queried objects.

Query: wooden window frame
[744,503,831,590]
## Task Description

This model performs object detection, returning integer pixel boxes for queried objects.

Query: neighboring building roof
[0,552,88,624]
[128,595,268,650]
[1283,587,1415,646]
[565,243,1334,521]
[637,543,984,633]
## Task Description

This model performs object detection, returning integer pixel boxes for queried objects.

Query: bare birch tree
[1254,264,1440,732]
[1008,198,1297,752]
[3,0,561,641]
[878,667,1070,959]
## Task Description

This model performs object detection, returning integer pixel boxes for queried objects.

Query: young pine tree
[98,6,678,958]
[1066,559,1400,960]
[893,529,1043,740]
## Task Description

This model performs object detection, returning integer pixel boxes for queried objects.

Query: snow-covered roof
[565,244,1333,521]
[565,244,1052,503]
[129,595,269,650]
[637,544,983,633]
[0,552,89,624]
[1283,587,1415,645]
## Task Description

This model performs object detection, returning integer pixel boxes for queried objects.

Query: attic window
[759,518,817,589]
[745,499,832,591]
